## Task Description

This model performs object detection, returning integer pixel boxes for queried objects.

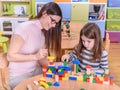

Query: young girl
[61,23,109,72]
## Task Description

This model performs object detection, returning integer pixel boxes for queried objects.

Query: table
[13,75,120,90]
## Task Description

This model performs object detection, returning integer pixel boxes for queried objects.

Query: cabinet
[35,0,107,38]
[0,0,31,35]
[106,0,120,42]
[0,0,31,16]
[0,17,29,35]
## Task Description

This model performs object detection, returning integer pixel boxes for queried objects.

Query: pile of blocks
[34,56,114,89]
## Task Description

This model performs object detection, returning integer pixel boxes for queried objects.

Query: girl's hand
[61,54,69,62]
[35,49,48,60]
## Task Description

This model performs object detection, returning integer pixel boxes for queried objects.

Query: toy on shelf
[62,21,71,39]
[33,56,114,89]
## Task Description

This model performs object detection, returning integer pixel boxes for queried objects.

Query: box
[108,0,120,7]
[106,19,120,31]
[107,8,120,19]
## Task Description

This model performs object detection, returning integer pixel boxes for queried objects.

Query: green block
[93,78,96,83]
[80,88,85,90]
[47,82,52,86]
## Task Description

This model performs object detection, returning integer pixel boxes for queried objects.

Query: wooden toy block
[40,81,49,89]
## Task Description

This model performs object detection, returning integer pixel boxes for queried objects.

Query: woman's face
[43,14,61,30]
[81,35,95,51]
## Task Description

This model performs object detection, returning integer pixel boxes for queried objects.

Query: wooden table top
[13,75,120,90]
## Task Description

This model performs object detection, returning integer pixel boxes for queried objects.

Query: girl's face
[43,14,61,30]
[81,35,95,51]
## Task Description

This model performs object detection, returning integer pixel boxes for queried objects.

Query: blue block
[69,76,77,80]
[53,82,60,86]
[46,74,52,78]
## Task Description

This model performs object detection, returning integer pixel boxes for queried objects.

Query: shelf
[1,0,30,3]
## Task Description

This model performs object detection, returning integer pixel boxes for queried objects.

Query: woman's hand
[61,54,69,62]
[35,49,48,60]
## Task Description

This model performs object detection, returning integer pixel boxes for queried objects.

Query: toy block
[72,59,80,73]
[80,88,85,90]
[89,76,93,83]
[40,81,49,89]
[43,72,46,77]
[69,75,77,81]
[86,77,90,82]
[103,81,110,85]
[48,65,55,68]
[77,77,83,82]
[47,56,55,61]
[104,75,109,81]
[59,76,62,80]
[83,73,87,82]
[55,74,59,82]
[64,66,72,71]
[65,73,68,77]
[109,73,114,85]
[47,69,52,73]
[53,82,60,86]
[39,77,46,83]
[33,80,39,85]
[104,69,109,75]
[93,78,96,83]
[63,60,67,66]
[26,84,32,90]
[46,73,53,78]
[49,62,54,65]
[62,77,66,80]
[86,65,92,75]
[47,82,52,86]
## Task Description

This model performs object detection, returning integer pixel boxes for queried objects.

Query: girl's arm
[99,50,109,71]
[61,50,78,63]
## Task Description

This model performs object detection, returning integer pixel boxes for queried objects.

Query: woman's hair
[75,23,103,62]
[35,2,62,57]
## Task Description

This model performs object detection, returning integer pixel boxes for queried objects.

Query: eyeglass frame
[49,16,59,25]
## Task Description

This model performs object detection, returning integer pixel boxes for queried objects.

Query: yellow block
[77,77,83,82]
[48,69,52,73]
[62,77,66,80]
[40,81,49,89]
[99,76,104,81]
[47,56,55,61]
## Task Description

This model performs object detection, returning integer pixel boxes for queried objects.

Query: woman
[7,2,62,89]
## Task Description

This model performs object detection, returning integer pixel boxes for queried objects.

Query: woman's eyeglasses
[49,16,58,25]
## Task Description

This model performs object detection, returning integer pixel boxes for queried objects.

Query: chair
[0,33,9,53]
[0,53,11,90]
[104,32,110,53]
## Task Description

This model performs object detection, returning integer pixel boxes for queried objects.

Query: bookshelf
[34,0,107,38]
[106,0,120,42]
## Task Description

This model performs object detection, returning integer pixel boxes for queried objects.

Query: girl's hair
[35,2,62,57]
[75,23,103,62]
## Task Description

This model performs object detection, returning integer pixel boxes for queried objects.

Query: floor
[108,43,120,87]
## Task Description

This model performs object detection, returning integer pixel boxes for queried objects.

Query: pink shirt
[9,19,45,77]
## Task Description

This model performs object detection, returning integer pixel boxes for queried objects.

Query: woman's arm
[7,34,37,62]
[7,35,48,62]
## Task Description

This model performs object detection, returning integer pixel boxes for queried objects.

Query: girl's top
[9,19,45,77]
[68,49,108,72]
